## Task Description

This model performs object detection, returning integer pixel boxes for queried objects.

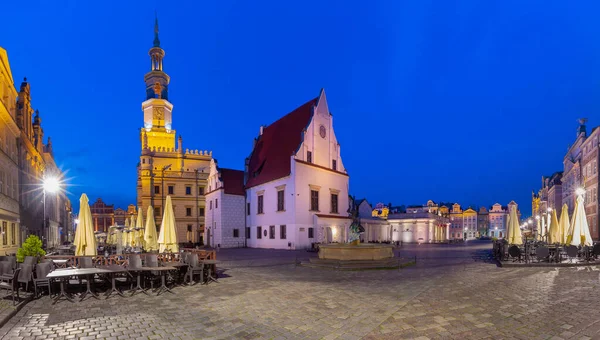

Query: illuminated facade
[488,203,507,238]
[244,89,350,249]
[204,159,245,248]
[90,198,114,232]
[136,19,211,244]
[463,207,477,240]
[477,207,489,236]
[0,48,22,254]
[580,126,599,240]
[0,47,72,250]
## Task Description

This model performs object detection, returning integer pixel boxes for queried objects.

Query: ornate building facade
[0,47,72,250]
[90,198,114,232]
[136,19,210,244]
[0,48,22,254]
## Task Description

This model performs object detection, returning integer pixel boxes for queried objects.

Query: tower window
[332,160,337,171]
[307,151,312,163]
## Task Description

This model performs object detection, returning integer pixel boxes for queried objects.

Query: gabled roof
[245,95,319,188]
[220,168,245,196]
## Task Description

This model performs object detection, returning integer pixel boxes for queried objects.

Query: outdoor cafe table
[201,260,219,284]
[140,266,177,295]
[96,265,130,298]
[162,262,188,286]
[47,268,112,304]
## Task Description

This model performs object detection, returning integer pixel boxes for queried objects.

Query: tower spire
[153,12,160,47]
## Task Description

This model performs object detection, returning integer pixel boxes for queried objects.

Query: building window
[246,227,251,239]
[185,186,192,195]
[187,225,192,232]
[307,151,312,163]
[154,207,161,217]
[258,195,264,214]
[269,225,275,239]
[308,227,314,238]
[247,202,250,216]
[257,226,262,239]
[11,223,15,245]
[209,201,213,210]
[215,199,218,209]
[310,190,319,211]
[199,207,205,216]
[168,185,174,195]
[280,225,286,239]
[332,159,337,171]
[2,221,7,245]
[198,186,204,195]
[331,194,338,214]
[154,186,160,194]
[186,207,192,216]
[233,229,239,238]
[277,190,285,211]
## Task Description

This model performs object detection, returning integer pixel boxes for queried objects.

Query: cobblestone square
[2,241,600,339]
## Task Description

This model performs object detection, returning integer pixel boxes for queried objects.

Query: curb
[499,261,600,268]
[0,295,34,330]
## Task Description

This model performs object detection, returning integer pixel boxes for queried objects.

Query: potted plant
[16,235,46,263]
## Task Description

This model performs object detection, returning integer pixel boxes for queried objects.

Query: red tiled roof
[245,96,318,188]
[220,168,245,196]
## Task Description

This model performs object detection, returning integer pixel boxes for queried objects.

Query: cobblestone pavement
[2,241,600,339]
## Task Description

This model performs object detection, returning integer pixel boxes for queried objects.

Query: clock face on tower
[319,125,326,139]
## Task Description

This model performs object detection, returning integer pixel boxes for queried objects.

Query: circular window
[319,125,326,138]
[263,230,267,237]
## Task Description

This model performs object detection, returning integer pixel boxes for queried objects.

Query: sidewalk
[0,291,34,331]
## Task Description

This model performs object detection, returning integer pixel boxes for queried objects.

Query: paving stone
[2,243,600,339]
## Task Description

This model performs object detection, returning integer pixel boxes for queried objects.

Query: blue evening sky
[2,1,600,215]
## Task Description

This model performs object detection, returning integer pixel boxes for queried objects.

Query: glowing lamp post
[42,176,60,249]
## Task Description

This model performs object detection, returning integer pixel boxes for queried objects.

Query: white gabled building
[244,89,351,249]
[204,159,246,248]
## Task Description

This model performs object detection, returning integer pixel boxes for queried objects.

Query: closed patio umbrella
[123,218,130,248]
[144,206,159,251]
[130,215,137,247]
[548,209,560,244]
[566,192,593,246]
[74,194,97,256]
[559,204,569,244]
[158,196,178,253]
[507,205,522,245]
[136,207,144,247]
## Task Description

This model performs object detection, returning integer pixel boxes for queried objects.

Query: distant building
[477,207,489,237]
[488,203,507,238]
[449,203,463,240]
[580,126,599,239]
[463,207,477,240]
[114,208,127,226]
[90,198,114,232]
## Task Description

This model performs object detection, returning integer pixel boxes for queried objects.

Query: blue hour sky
[2,1,600,215]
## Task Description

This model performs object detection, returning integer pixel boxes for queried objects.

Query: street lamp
[42,176,60,249]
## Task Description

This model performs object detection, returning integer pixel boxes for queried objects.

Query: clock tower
[140,15,175,151]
